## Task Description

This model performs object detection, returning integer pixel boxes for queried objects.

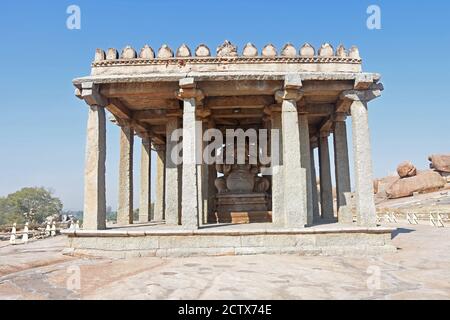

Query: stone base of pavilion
[62,223,397,259]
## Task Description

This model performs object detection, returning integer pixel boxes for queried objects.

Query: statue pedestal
[212,193,271,224]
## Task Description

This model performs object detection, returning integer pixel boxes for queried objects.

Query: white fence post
[22,222,29,244]
[9,223,17,245]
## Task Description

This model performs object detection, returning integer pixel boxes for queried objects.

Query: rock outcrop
[386,170,446,199]
[429,154,450,173]
[397,161,417,178]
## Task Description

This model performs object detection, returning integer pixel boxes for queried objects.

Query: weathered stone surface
[157,44,173,58]
[94,49,105,62]
[262,44,277,57]
[281,43,297,57]
[397,161,417,178]
[375,175,399,195]
[310,147,320,221]
[336,44,347,57]
[350,100,377,227]
[139,137,151,223]
[121,46,137,59]
[298,114,313,225]
[154,147,165,221]
[65,226,395,258]
[319,134,334,219]
[117,125,134,226]
[106,48,118,60]
[386,170,446,199]
[349,46,360,59]
[216,40,238,57]
[139,45,155,59]
[333,117,351,213]
[5,224,450,300]
[165,117,181,225]
[429,154,450,173]
[215,193,269,214]
[242,43,258,57]
[318,43,334,57]
[281,99,307,227]
[270,112,284,226]
[176,44,191,57]
[300,43,315,56]
[83,105,106,230]
[195,44,210,57]
[338,192,355,224]
[181,98,200,229]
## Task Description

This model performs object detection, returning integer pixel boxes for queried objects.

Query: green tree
[0,187,63,225]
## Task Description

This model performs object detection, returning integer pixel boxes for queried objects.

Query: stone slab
[64,225,396,258]
[210,211,272,224]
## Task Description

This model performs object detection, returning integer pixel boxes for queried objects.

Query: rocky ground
[376,189,450,215]
[0,222,449,300]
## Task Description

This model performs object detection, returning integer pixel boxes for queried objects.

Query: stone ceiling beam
[199,80,282,96]
[319,116,333,134]
[101,82,179,98]
[107,98,132,120]
[206,95,274,109]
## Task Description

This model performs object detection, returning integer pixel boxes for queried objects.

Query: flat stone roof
[73,71,381,86]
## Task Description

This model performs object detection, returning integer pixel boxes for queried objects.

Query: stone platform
[211,211,272,224]
[213,193,271,223]
[62,223,396,258]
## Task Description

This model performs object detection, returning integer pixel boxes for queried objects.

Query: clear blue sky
[0,0,449,210]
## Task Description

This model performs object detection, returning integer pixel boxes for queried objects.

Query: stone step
[209,211,272,224]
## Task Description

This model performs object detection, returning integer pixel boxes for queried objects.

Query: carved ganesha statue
[214,144,270,194]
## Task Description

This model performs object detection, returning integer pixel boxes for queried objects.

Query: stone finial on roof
[94,49,105,62]
[336,44,347,57]
[319,43,334,57]
[106,48,119,60]
[262,44,277,57]
[349,46,360,59]
[176,44,192,57]
[157,44,174,58]
[140,45,155,59]
[121,46,137,59]
[242,43,258,57]
[90,41,362,66]
[299,43,315,57]
[217,40,238,57]
[281,43,297,57]
[195,44,211,57]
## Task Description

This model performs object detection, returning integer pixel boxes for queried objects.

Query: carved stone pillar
[117,123,134,226]
[165,117,181,225]
[341,85,383,227]
[177,78,204,229]
[139,136,152,223]
[275,74,307,228]
[310,146,320,221]
[78,83,107,230]
[206,119,217,224]
[319,132,334,220]
[153,144,166,221]
[333,113,351,221]
[270,111,284,226]
[351,99,376,226]
[298,114,313,226]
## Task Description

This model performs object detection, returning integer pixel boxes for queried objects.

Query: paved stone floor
[0,223,449,300]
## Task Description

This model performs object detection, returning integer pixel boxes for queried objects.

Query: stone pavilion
[65,41,395,257]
